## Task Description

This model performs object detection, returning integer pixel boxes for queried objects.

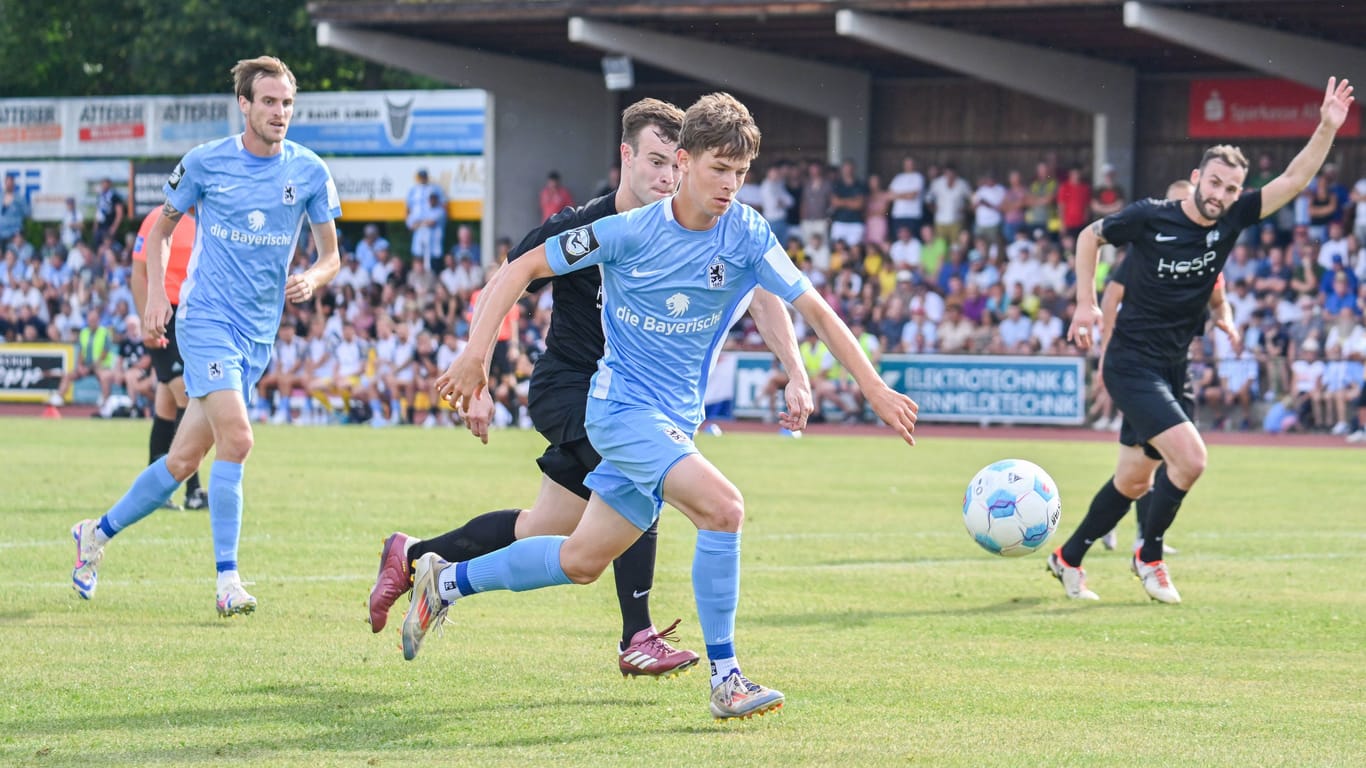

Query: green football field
[2,419,1362,767]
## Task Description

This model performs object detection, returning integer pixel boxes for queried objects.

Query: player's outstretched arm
[286,221,341,304]
[459,263,522,444]
[1067,219,1108,350]
[792,290,918,445]
[749,289,813,431]
[435,246,553,412]
[1260,77,1355,218]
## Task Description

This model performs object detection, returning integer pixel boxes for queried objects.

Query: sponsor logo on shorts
[662,425,689,444]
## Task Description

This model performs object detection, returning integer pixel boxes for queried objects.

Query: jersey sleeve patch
[167,162,185,190]
[558,225,600,265]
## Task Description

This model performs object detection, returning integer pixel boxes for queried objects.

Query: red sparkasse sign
[1189,78,1359,138]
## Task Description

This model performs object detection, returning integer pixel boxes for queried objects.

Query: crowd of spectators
[4,154,1365,438]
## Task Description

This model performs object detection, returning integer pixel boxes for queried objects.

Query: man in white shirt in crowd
[929,165,972,244]
[760,162,794,246]
[888,156,925,239]
[972,171,1007,245]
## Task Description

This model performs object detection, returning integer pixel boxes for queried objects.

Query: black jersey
[508,193,618,373]
[1103,191,1261,364]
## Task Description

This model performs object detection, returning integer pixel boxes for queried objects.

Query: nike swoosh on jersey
[629,266,669,278]
[1155,234,1178,241]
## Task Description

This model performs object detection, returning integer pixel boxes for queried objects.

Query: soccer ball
[961,459,1062,557]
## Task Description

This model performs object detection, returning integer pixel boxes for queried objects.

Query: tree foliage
[0,0,440,97]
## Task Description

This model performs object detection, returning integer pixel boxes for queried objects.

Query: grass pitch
[2,419,1362,767]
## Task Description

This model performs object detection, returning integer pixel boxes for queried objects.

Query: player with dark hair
[130,207,207,511]
[1052,77,1354,603]
[70,55,342,615]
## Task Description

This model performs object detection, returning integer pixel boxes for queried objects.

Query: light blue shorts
[584,398,699,531]
[178,315,273,405]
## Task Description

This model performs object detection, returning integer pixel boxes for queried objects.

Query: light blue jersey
[168,135,341,343]
[544,197,811,431]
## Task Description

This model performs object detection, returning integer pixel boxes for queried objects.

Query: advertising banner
[288,90,486,156]
[68,97,150,157]
[724,352,1085,425]
[728,351,782,418]
[326,156,485,221]
[0,160,130,222]
[131,159,180,217]
[0,100,63,158]
[880,354,1085,425]
[150,95,239,157]
[1189,78,1361,138]
[0,90,484,159]
[0,343,71,403]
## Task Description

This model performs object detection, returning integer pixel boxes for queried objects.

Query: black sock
[149,415,176,465]
[1061,478,1136,567]
[1139,466,1187,563]
[612,521,658,646]
[409,509,521,566]
[1134,491,1153,541]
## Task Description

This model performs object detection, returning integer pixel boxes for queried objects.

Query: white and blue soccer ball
[962,459,1062,557]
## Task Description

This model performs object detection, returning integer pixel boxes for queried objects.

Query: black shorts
[526,357,598,500]
[1103,352,1193,461]
[490,340,513,381]
[148,310,185,385]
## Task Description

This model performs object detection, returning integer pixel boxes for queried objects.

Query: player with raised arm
[406,93,917,721]
[1051,77,1353,603]
[368,99,815,679]
[1097,178,1220,554]
[130,206,207,511]
[69,56,343,616]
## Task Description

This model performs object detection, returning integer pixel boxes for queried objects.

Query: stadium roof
[307,0,1365,83]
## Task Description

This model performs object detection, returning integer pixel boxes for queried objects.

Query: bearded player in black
[368,99,813,676]
[1051,77,1354,604]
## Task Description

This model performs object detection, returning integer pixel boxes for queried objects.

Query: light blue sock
[457,536,572,596]
[693,530,741,649]
[98,457,181,538]
[208,460,244,573]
